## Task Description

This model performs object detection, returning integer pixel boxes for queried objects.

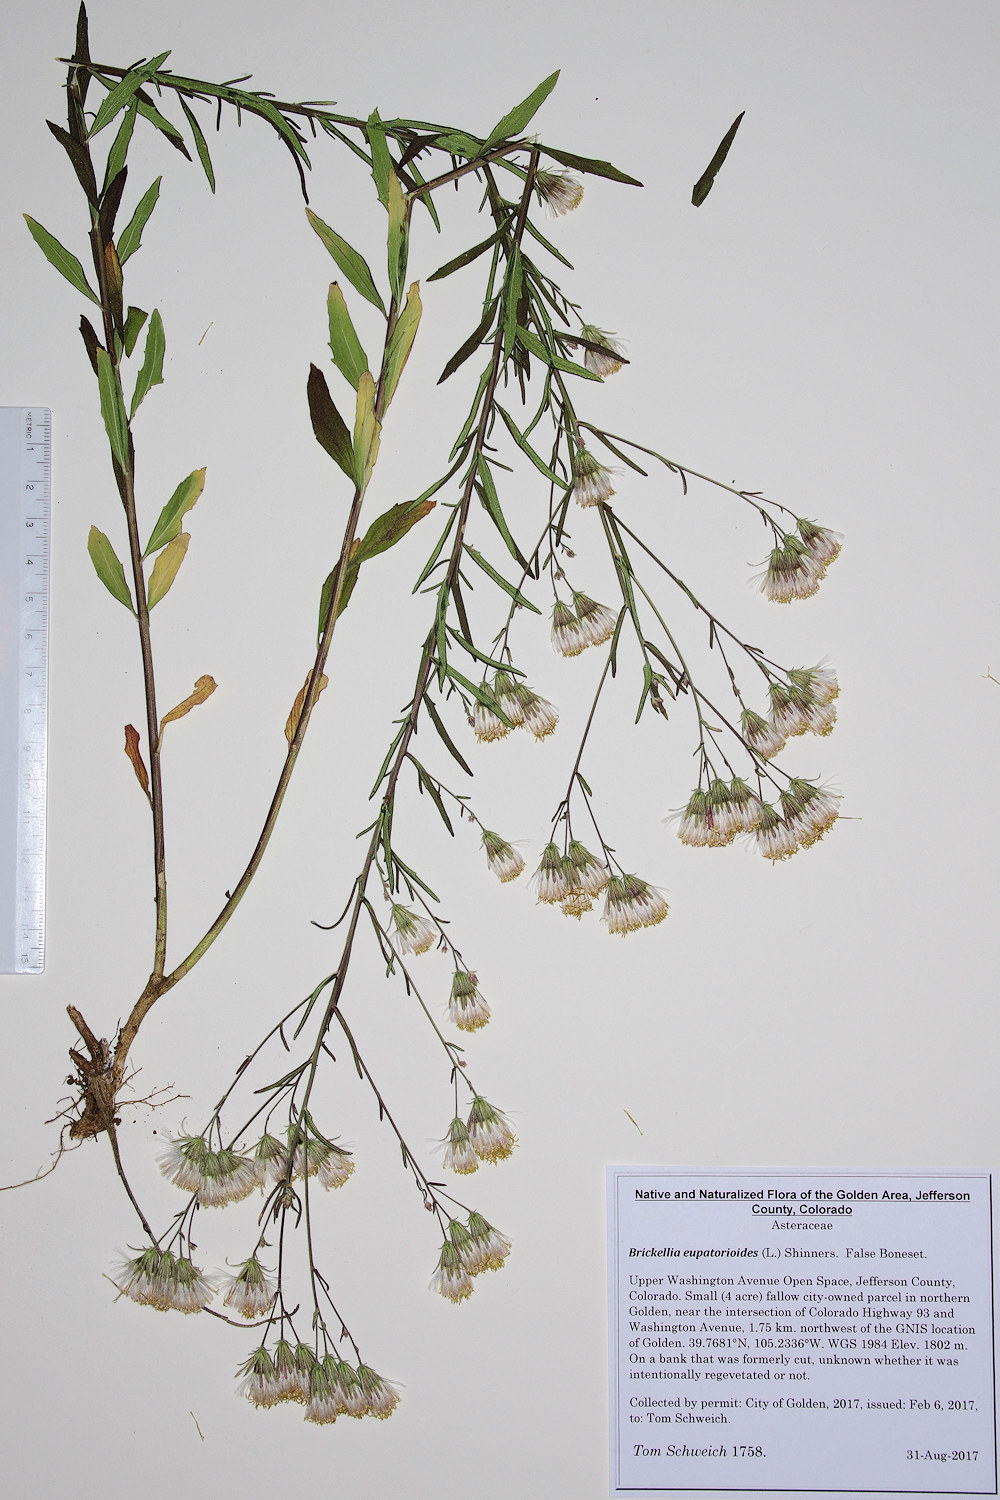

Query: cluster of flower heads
[758,519,842,603]
[551,592,618,657]
[472,670,559,744]
[675,776,840,862]
[442,1095,517,1174]
[117,1246,215,1313]
[533,839,669,932]
[572,448,615,508]
[741,663,839,761]
[237,1340,400,1423]
[158,1120,354,1205]
[430,1211,512,1303]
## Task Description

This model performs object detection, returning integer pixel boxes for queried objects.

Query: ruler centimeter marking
[1,408,50,973]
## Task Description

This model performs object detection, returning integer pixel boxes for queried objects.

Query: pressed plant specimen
[19,5,842,1423]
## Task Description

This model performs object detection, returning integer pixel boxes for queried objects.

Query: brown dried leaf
[285,671,329,744]
[159,674,217,742]
[124,724,151,804]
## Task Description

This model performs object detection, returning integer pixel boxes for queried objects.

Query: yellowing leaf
[353,371,381,493]
[383,282,422,410]
[146,530,189,607]
[124,724,151,804]
[285,670,329,744]
[159,674,217,742]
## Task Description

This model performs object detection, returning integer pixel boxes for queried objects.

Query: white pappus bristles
[536,168,584,216]
[448,969,490,1031]
[481,829,525,882]
[572,447,615,507]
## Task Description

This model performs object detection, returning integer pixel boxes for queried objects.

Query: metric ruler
[0,408,49,973]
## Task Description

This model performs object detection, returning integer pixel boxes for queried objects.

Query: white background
[1,2,997,1497]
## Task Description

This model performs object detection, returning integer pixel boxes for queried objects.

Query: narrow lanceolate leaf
[382,282,422,409]
[515,325,599,380]
[367,109,392,206]
[386,170,408,303]
[178,96,216,191]
[132,88,190,156]
[327,284,369,390]
[317,544,361,639]
[87,525,134,611]
[476,456,527,567]
[117,177,161,264]
[353,372,381,492]
[124,724,151,804]
[130,308,165,416]
[23,216,99,304]
[483,70,560,150]
[45,120,99,206]
[284,670,329,744]
[502,245,522,361]
[144,467,206,556]
[354,499,436,564]
[541,143,642,187]
[422,693,473,777]
[95,350,130,468]
[463,545,541,612]
[497,405,571,487]
[429,229,502,283]
[692,111,745,207]
[306,209,387,315]
[146,531,189,607]
[159,675,217,739]
[438,300,498,385]
[89,65,154,137]
[307,365,355,480]
[104,103,137,194]
[122,305,148,358]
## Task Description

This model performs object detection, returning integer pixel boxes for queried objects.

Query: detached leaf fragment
[159,675,217,741]
[691,111,745,207]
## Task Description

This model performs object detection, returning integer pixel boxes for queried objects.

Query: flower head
[756,533,822,603]
[753,800,800,862]
[602,873,669,935]
[551,598,589,657]
[442,1115,479,1175]
[741,707,786,761]
[288,1120,355,1190]
[253,1132,288,1189]
[481,829,525,883]
[304,1355,363,1423]
[728,778,763,833]
[157,1132,209,1194]
[572,448,615,507]
[536,168,584,216]
[237,1346,283,1408]
[578,323,626,376]
[466,1094,517,1163]
[797,517,842,571]
[565,839,610,896]
[533,841,573,903]
[466,1210,512,1274]
[196,1146,260,1207]
[780,779,841,850]
[430,1240,474,1303]
[271,1339,304,1402]
[222,1257,277,1320]
[448,969,490,1031]
[117,1247,215,1314]
[389,902,436,956]
[355,1364,401,1420]
[507,681,559,740]
[472,686,510,742]
[572,591,617,648]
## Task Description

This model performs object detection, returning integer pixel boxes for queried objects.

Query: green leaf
[476,456,528,567]
[306,209,387,315]
[462,545,540,612]
[103,102,137,193]
[446,666,515,724]
[317,558,359,639]
[144,467,206,556]
[382,282,422,409]
[449,364,491,459]
[307,365,355,480]
[89,63,163,137]
[23,216,99,304]
[132,88,190,157]
[122,305,148,358]
[438,300,498,385]
[179,96,216,192]
[483,70,560,150]
[496,405,570,487]
[430,131,483,158]
[429,229,501,283]
[117,177,161,264]
[502,245,522,361]
[515,324,600,380]
[87,525,134,611]
[353,372,381,492]
[326,284,369,391]
[146,531,189,607]
[411,757,454,835]
[540,144,642,187]
[422,693,473,777]
[130,308,165,416]
[386,170,408,302]
[95,350,130,468]
[692,111,745,207]
[355,498,436,565]
[366,109,392,206]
